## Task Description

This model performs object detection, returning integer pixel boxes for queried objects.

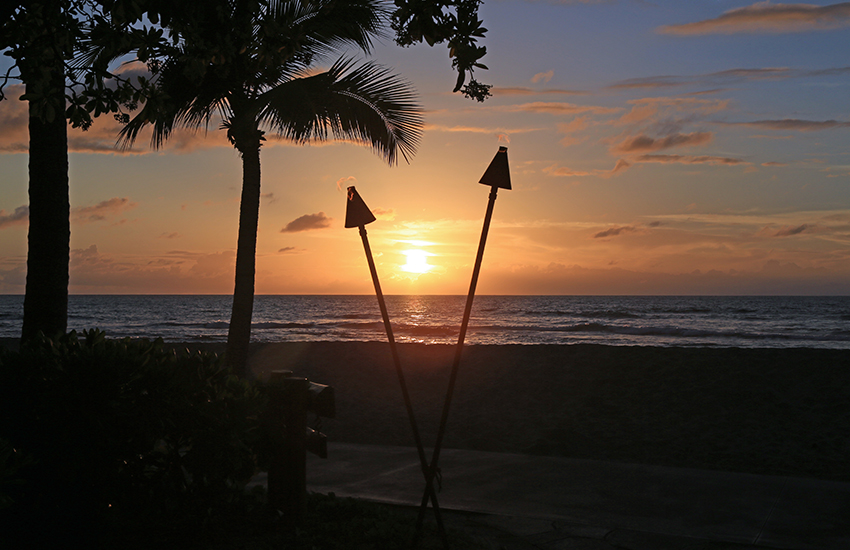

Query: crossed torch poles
[346,147,511,548]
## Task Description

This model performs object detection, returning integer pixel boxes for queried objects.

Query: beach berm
[235,341,850,483]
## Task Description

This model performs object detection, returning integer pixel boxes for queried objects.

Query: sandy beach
[5,338,848,482]
[236,342,850,483]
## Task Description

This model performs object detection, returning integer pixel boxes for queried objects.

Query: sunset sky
[2,1,850,295]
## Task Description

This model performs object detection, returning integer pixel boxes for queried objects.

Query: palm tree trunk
[21,65,70,343]
[226,142,261,377]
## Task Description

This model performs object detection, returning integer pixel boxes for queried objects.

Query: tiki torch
[415,146,512,535]
[345,186,449,547]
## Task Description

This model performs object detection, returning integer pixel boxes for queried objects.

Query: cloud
[543,159,630,178]
[762,161,788,166]
[706,67,792,80]
[658,2,850,35]
[636,154,747,165]
[0,205,29,228]
[557,116,592,146]
[607,76,688,90]
[491,87,584,96]
[280,212,332,233]
[617,97,730,125]
[774,224,811,237]
[0,85,30,152]
[543,165,594,177]
[1,198,136,230]
[558,117,591,134]
[612,131,713,153]
[63,245,237,293]
[158,232,181,239]
[278,246,299,253]
[607,66,850,92]
[505,102,621,115]
[612,159,631,173]
[720,119,850,131]
[72,197,137,224]
[371,207,396,221]
[423,123,542,136]
[594,225,637,238]
[531,70,554,84]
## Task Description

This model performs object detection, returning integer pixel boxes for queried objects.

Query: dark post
[266,370,290,512]
[267,370,335,523]
[282,376,308,520]
[267,371,308,521]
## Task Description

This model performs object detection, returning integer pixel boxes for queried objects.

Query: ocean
[1,295,848,349]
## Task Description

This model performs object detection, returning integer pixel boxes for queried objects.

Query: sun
[401,249,433,274]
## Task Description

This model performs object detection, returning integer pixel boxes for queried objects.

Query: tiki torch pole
[345,187,449,548]
[415,147,512,536]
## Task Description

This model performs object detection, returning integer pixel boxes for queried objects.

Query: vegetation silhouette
[119,1,423,376]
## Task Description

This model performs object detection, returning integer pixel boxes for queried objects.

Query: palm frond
[264,0,389,63]
[257,57,422,164]
[118,56,233,150]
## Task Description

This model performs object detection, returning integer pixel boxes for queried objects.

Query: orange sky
[2,1,850,295]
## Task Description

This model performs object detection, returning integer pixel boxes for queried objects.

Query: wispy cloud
[0,206,29,229]
[490,87,585,96]
[658,2,850,35]
[617,97,731,125]
[372,207,396,221]
[719,119,850,131]
[543,159,631,178]
[280,212,333,233]
[423,123,542,135]
[774,224,811,237]
[608,66,850,91]
[531,70,555,83]
[612,131,713,153]
[557,116,592,146]
[636,154,747,165]
[72,197,137,224]
[335,176,357,192]
[593,225,638,238]
[1,198,137,229]
[505,102,621,115]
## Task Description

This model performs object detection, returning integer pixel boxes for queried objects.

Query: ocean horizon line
[3,293,850,297]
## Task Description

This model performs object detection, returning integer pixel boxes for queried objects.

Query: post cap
[344,186,377,228]
[479,146,511,190]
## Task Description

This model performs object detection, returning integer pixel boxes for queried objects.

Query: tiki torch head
[344,186,377,228]
[479,146,511,190]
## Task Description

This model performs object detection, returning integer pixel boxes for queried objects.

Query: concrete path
[292,443,850,550]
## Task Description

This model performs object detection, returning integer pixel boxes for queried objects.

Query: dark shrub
[0,330,267,546]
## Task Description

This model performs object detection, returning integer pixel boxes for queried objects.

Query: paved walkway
[280,443,850,549]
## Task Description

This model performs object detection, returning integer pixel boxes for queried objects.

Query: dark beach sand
[242,342,850,483]
[4,339,849,482]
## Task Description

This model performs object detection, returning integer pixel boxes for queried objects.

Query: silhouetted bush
[0,330,268,546]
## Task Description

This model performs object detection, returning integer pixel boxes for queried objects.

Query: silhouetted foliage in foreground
[0,330,267,546]
[0,331,474,548]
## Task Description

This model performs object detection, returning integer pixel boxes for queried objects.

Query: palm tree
[120,0,422,376]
